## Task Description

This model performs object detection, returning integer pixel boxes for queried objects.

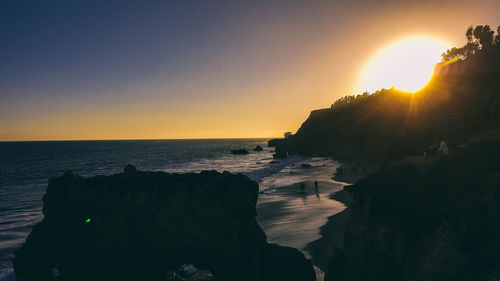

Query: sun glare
[358,36,451,93]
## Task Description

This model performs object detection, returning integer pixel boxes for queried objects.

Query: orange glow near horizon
[358,36,451,93]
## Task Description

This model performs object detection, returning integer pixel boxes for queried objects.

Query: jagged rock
[14,169,315,281]
[254,145,263,151]
[301,164,312,168]
[230,149,249,155]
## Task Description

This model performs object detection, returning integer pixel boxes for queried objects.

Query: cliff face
[325,140,500,281]
[270,46,500,163]
[14,168,315,281]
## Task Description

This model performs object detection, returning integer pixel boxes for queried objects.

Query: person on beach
[314,181,319,197]
[439,139,449,155]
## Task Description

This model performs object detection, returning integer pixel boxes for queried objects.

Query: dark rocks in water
[14,169,315,281]
[123,164,137,174]
[254,145,263,151]
[301,163,312,168]
[230,148,249,155]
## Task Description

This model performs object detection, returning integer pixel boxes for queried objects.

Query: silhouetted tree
[473,25,495,47]
[442,25,499,62]
[495,26,500,44]
[466,26,474,43]
[331,91,379,108]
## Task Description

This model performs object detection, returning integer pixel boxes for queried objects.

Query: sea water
[0,139,342,280]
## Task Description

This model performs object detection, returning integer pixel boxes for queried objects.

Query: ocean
[0,139,344,280]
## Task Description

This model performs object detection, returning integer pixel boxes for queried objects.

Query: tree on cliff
[442,25,499,62]
[331,91,372,108]
[496,26,500,44]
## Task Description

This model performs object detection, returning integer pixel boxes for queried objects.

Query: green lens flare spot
[85,218,91,223]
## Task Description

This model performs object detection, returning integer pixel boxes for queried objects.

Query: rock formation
[269,45,500,163]
[14,168,315,281]
[324,140,500,281]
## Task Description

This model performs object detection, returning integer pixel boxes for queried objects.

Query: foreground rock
[324,140,500,281]
[167,264,214,281]
[14,168,315,281]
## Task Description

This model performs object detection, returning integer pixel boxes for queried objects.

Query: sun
[358,36,451,93]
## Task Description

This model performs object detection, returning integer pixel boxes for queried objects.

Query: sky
[1,0,499,140]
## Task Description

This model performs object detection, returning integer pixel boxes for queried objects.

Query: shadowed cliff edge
[13,168,315,281]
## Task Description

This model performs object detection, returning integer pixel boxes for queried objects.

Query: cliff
[324,139,500,281]
[13,167,315,281]
[270,45,500,163]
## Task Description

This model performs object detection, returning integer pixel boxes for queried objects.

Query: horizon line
[0,136,279,142]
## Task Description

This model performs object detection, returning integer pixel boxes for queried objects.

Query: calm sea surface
[0,139,341,280]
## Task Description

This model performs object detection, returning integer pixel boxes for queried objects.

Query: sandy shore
[255,160,376,280]
[304,191,351,271]
[256,179,347,281]
[256,180,346,256]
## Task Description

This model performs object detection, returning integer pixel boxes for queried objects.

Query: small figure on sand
[314,180,319,197]
[438,139,449,155]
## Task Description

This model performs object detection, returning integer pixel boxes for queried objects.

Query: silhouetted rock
[273,43,500,163]
[254,145,263,151]
[123,164,137,174]
[273,148,287,159]
[301,163,312,168]
[230,149,249,155]
[324,140,500,281]
[167,264,214,281]
[267,139,283,147]
[14,169,315,281]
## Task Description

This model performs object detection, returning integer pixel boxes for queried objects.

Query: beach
[257,180,346,257]
[254,156,357,280]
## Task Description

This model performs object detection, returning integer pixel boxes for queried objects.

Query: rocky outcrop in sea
[14,167,315,281]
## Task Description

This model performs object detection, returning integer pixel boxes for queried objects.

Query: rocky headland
[269,42,500,164]
[271,27,500,281]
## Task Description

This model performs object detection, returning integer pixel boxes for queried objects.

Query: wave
[0,268,16,281]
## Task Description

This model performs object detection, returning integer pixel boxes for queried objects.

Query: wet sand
[304,191,351,271]
[256,180,346,263]
[254,157,367,280]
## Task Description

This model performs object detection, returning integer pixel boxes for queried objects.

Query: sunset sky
[1,0,499,141]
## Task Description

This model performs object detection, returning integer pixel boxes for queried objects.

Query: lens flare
[358,36,451,93]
